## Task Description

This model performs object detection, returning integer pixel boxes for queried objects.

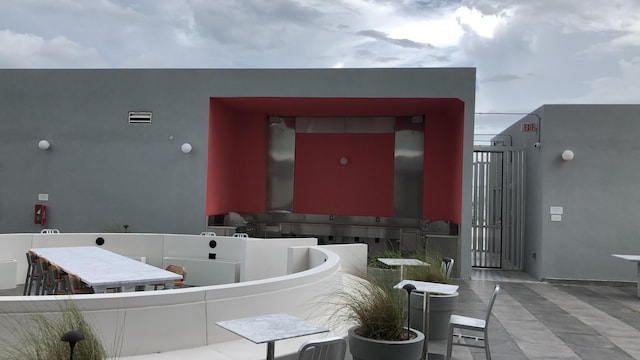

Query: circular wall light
[181,143,192,154]
[561,150,574,161]
[38,140,51,150]
[339,156,349,166]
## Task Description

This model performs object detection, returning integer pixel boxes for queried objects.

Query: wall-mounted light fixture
[38,140,51,150]
[339,156,349,166]
[561,150,574,161]
[181,143,192,154]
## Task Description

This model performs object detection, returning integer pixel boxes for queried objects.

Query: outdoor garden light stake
[61,330,85,360]
[403,283,416,339]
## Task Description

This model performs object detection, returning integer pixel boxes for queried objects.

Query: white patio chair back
[440,257,455,280]
[297,336,346,360]
[446,284,500,360]
[40,229,60,234]
[200,231,217,236]
[232,233,249,238]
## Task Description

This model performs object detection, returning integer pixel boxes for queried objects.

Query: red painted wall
[208,97,465,223]
[293,133,395,217]
[423,102,464,223]
[207,99,267,215]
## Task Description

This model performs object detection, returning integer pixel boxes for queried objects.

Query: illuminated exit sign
[522,122,537,132]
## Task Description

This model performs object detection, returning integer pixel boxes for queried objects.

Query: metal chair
[446,284,500,360]
[64,273,95,294]
[40,228,60,234]
[48,263,69,295]
[441,257,455,281]
[24,251,42,295]
[297,336,346,360]
[153,264,186,290]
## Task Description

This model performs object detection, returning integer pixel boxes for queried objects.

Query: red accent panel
[293,133,395,217]
[423,102,464,223]
[207,97,465,223]
[207,99,267,215]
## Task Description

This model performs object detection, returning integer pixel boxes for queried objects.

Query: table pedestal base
[267,341,275,360]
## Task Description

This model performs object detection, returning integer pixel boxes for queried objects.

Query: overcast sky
[1,0,639,139]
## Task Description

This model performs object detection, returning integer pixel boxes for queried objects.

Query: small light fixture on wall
[561,150,574,161]
[38,140,51,150]
[181,143,193,154]
[339,156,349,166]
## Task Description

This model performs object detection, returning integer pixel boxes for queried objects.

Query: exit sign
[522,122,537,132]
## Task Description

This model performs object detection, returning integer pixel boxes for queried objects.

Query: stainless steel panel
[266,117,295,211]
[295,117,395,133]
[344,117,395,133]
[295,117,345,133]
[394,130,424,218]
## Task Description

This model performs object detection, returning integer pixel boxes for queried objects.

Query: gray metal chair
[40,228,60,234]
[441,257,455,281]
[446,284,500,360]
[23,251,41,295]
[297,336,346,360]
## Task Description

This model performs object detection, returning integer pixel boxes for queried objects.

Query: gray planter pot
[409,291,459,340]
[348,326,425,360]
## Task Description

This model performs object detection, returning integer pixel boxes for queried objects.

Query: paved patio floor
[3,270,639,359]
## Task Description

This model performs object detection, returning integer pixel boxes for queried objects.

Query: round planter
[348,326,425,360]
[409,291,459,340]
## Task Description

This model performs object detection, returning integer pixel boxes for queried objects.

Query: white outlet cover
[550,206,563,215]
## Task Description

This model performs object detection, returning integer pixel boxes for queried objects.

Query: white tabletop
[377,258,428,266]
[394,279,459,295]
[31,246,181,289]
[216,313,328,344]
[612,254,640,261]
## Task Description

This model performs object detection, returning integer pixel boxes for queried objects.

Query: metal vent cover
[128,111,152,124]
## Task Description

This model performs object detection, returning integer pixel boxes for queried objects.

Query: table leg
[422,291,430,360]
[267,341,275,360]
[637,263,640,298]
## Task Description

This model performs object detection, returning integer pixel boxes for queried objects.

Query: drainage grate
[128,111,152,124]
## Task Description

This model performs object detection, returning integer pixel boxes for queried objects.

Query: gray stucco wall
[0,68,476,275]
[502,104,640,282]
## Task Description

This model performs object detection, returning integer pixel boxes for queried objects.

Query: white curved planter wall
[0,233,367,357]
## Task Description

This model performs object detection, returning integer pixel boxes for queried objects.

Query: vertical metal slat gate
[472,147,525,270]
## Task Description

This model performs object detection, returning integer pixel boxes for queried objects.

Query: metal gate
[472,147,525,270]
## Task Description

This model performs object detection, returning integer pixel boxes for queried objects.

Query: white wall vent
[128,111,152,124]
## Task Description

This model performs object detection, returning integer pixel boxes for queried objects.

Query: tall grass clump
[331,274,410,341]
[405,251,451,284]
[0,302,107,360]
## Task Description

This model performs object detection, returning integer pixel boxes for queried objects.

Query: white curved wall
[0,233,367,357]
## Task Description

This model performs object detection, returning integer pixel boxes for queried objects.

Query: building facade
[499,104,640,282]
[0,68,476,277]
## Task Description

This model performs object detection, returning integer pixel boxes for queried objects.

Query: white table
[612,254,640,297]
[395,280,459,360]
[31,246,182,293]
[216,313,328,360]
[378,258,428,280]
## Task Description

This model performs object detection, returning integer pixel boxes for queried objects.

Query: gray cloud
[0,0,639,133]
[356,30,434,49]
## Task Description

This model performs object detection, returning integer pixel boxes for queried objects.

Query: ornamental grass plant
[0,302,108,360]
[405,250,452,284]
[333,272,414,341]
